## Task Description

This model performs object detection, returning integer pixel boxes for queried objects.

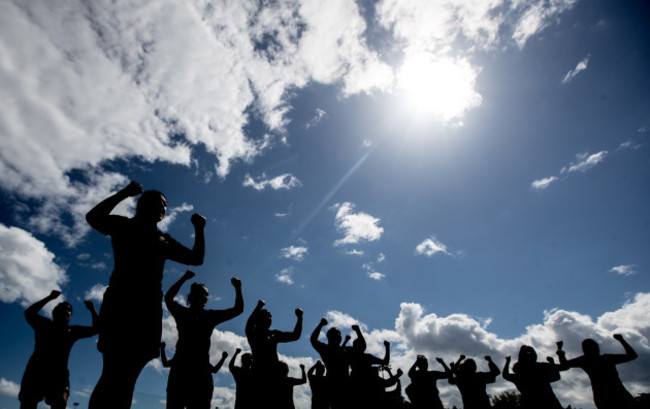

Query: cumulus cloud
[367,272,385,281]
[0,224,68,308]
[157,202,194,232]
[280,245,309,261]
[531,176,559,190]
[276,267,295,285]
[609,265,638,277]
[243,173,302,191]
[415,236,452,257]
[0,378,19,398]
[333,202,383,246]
[562,55,590,83]
[84,283,108,303]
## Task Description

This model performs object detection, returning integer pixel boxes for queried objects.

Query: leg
[89,352,149,409]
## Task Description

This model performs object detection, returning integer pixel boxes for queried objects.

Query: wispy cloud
[562,151,608,173]
[531,176,559,190]
[562,55,590,83]
[306,108,327,129]
[280,245,309,261]
[276,267,295,285]
[609,265,638,276]
[84,283,108,302]
[243,173,302,191]
[158,202,194,232]
[415,236,452,257]
[333,202,383,246]
[346,249,365,256]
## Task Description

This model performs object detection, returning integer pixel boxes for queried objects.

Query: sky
[0,0,649,408]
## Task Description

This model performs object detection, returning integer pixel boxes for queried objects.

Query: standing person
[86,181,206,409]
[229,349,255,409]
[346,325,391,408]
[557,335,638,409]
[164,270,243,409]
[502,345,564,409]
[276,362,307,409]
[307,361,328,409]
[19,290,98,409]
[405,355,450,409]
[310,318,352,409]
[448,356,500,409]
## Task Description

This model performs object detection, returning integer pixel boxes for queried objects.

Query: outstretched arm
[25,290,61,326]
[165,270,194,311]
[212,351,229,373]
[86,181,142,234]
[229,348,242,372]
[613,333,638,362]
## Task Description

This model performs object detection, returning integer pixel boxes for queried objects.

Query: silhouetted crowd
[17,182,646,409]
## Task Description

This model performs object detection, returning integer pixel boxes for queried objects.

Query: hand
[319,318,328,326]
[235,348,242,354]
[222,351,228,358]
[435,357,444,364]
[352,324,360,332]
[83,300,95,311]
[485,356,492,362]
[459,355,466,360]
[49,290,62,299]
[191,213,206,229]
[183,270,196,280]
[505,356,511,362]
[546,357,555,364]
[613,333,624,341]
[396,368,403,377]
[300,364,305,370]
[231,277,242,289]
[257,300,266,309]
[384,341,390,347]
[122,181,143,197]
[295,308,303,318]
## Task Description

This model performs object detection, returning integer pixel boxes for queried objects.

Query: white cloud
[368,272,385,281]
[609,265,638,277]
[280,245,309,261]
[84,283,108,303]
[0,224,68,308]
[531,176,559,190]
[346,249,365,256]
[563,151,608,173]
[276,267,295,285]
[512,0,579,48]
[415,236,452,257]
[333,202,383,246]
[562,56,590,83]
[243,173,302,191]
[158,202,194,232]
[377,253,386,263]
[0,378,19,398]
[306,108,327,129]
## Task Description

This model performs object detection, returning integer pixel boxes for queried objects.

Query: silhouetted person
[502,345,564,409]
[557,335,638,409]
[161,342,228,372]
[276,362,306,409]
[311,318,352,409]
[406,355,450,409]
[164,270,243,409]
[86,181,206,409]
[229,348,254,409]
[379,366,405,409]
[448,355,500,409]
[347,326,391,408]
[246,300,303,406]
[19,290,98,409]
[307,361,328,409]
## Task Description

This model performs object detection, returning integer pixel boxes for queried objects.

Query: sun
[395,53,483,126]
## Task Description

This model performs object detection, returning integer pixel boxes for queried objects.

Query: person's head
[459,358,476,375]
[255,309,272,330]
[52,302,72,324]
[416,355,429,370]
[582,339,600,357]
[518,345,537,364]
[188,283,209,309]
[326,327,342,345]
[352,337,366,353]
[135,190,167,223]
[241,353,253,368]
[315,361,325,376]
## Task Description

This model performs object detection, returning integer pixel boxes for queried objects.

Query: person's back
[449,357,499,409]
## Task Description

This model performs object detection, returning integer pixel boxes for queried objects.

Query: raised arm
[86,181,142,234]
[351,325,366,351]
[485,356,500,377]
[502,356,515,382]
[211,351,229,373]
[229,348,242,372]
[25,290,61,326]
[71,300,100,339]
[311,318,328,349]
[408,357,421,379]
[246,300,266,339]
[213,278,244,323]
[297,364,307,384]
[160,342,172,368]
[165,270,195,310]
[381,341,391,366]
[435,357,452,378]
[277,308,303,343]
[166,214,206,266]
[613,333,638,362]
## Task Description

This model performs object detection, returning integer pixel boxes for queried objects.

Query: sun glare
[396,53,483,125]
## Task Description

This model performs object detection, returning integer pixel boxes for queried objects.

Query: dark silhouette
[502,345,564,409]
[405,355,450,409]
[448,355,500,409]
[86,181,206,409]
[245,300,303,406]
[310,319,352,409]
[557,335,638,409]
[161,342,228,372]
[307,361,328,409]
[229,348,255,409]
[164,270,243,409]
[19,290,98,409]
[276,362,306,409]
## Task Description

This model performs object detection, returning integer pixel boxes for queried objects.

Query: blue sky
[1,0,649,408]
